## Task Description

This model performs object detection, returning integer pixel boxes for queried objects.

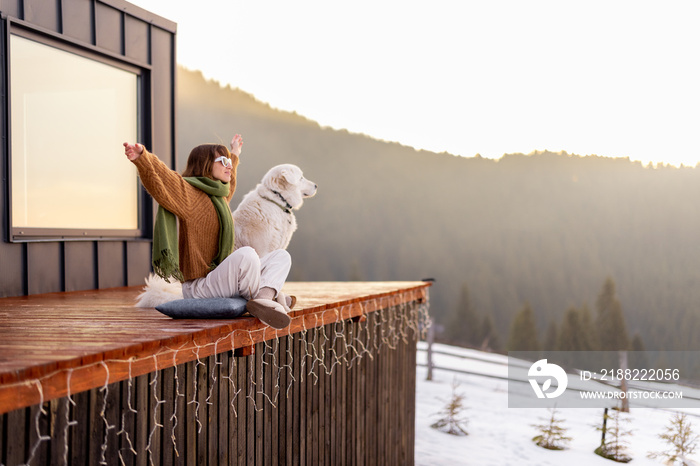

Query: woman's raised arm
[124,142,194,217]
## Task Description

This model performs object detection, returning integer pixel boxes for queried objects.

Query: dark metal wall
[0,304,420,466]
[0,0,176,297]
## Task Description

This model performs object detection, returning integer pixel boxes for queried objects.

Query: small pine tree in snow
[647,412,699,465]
[595,407,633,463]
[531,407,572,450]
[431,379,469,436]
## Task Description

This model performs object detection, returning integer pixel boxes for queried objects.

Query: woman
[123,135,293,329]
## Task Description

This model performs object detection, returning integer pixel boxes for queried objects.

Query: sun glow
[133,0,700,167]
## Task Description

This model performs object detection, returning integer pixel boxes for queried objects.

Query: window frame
[6,22,150,242]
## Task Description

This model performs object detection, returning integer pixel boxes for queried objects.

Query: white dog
[233,164,317,257]
[136,164,316,308]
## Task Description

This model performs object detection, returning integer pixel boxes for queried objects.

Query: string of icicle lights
[3,296,431,466]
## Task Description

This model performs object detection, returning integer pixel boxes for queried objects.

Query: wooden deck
[0,281,430,415]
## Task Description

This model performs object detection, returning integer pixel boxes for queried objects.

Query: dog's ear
[279,168,297,185]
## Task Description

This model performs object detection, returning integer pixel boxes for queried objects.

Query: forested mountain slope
[176,68,700,352]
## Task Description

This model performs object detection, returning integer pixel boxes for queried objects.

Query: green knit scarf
[152,177,234,282]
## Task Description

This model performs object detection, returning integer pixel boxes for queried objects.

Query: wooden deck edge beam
[0,284,429,415]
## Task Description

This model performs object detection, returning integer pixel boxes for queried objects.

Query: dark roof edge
[105,0,177,33]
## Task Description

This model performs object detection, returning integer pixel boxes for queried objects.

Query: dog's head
[262,164,317,209]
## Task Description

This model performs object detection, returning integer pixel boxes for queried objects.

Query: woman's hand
[123,142,144,161]
[230,134,243,157]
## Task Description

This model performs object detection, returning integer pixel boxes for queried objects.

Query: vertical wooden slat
[207,354,218,466]
[218,352,229,466]
[377,311,385,466]
[407,333,417,466]
[315,327,323,466]
[319,324,328,465]
[61,0,93,43]
[126,241,152,287]
[94,1,122,54]
[276,335,286,465]
[383,323,391,466]
[0,242,24,297]
[27,402,49,465]
[346,328,355,466]
[124,14,149,63]
[173,362,187,466]
[135,373,149,466]
[64,240,96,292]
[381,319,389,466]
[0,0,21,19]
[97,242,126,289]
[196,356,208,466]
[227,353,239,466]
[5,408,26,465]
[245,352,255,466]
[23,0,60,32]
[27,242,62,295]
[313,328,321,466]
[339,323,348,466]
[363,315,372,466]
[327,324,333,464]
[392,316,398,464]
[352,329,361,465]
[49,398,67,466]
[305,330,313,466]
[160,366,175,465]
[292,329,303,466]
[331,332,338,465]
[407,326,416,465]
[185,360,197,466]
[237,353,248,466]
[283,335,292,466]
[70,390,88,465]
[119,376,137,466]
[265,342,274,466]
[373,315,380,465]
[105,377,121,466]
[150,370,163,466]
[87,387,101,465]
[398,322,407,465]
[285,334,294,466]
[356,332,364,465]
[271,340,280,466]
[149,26,175,160]
[254,344,263,466]
[384,330,392,466]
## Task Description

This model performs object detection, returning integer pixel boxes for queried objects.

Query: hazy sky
[133,0,700,167]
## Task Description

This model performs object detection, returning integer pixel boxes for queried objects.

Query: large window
[10,33,140,239]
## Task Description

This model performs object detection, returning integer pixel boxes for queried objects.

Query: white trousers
[181,246,291,300]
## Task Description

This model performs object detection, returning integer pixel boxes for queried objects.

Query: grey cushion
[155,297,248,319]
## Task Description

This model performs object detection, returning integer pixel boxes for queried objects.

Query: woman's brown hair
[181,144,230,178]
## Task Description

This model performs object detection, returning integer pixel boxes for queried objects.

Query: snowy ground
[415,342,700,465]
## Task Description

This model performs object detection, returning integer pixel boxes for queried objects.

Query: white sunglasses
[214,156,233,168]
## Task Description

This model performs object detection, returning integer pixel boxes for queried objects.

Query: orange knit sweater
[133,148,239,281]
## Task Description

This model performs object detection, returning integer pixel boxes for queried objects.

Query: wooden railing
[0,281,431,465]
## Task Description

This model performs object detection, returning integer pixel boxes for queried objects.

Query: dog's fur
[136,273,184,307]
[233,164,317,257]
[136,164,316,307]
